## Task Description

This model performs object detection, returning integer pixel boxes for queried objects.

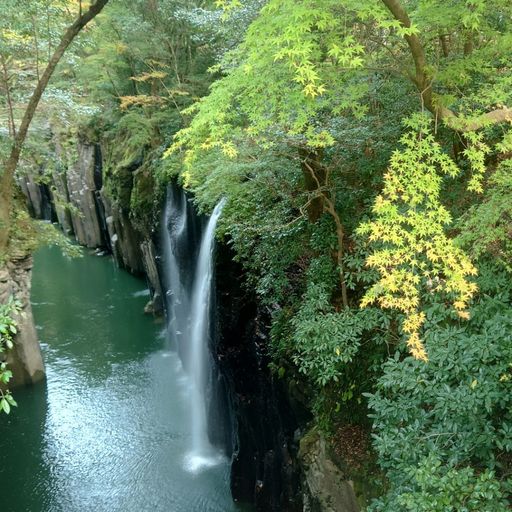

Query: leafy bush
[457,159,512,271]
[370,455,509,512]
[367,287,512,509]
[291,281,362,386]
[0,297,21,414]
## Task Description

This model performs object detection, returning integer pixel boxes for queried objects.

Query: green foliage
[4,2,512,510]
[457,159,512,270]
[7,205,82,260]
[35,221,83,259]
[174,142,312,301]
[370,455,509,512]
[291,282,362,386]
[0,297,21,415]
[367,278,512,508]
[169,0,370,166]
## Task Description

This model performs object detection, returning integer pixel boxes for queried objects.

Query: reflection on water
[0,247,243,512]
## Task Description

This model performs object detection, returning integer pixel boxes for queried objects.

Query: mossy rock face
[299,427,321,461]
[5,196,39,262]
[130,162,164,237]
[113,161,141,211]
[1,255,45,387]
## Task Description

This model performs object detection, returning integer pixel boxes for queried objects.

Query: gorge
[3,2,512,511]
[6,141,357,510]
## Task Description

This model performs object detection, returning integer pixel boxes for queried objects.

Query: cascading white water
[162,188,190,350]
[162,186,226,473]
[185,198,226,472]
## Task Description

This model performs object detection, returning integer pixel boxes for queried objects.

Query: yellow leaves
[464,131,491,193]
[214,0,241,11]
[403,312,426,334]
[115,42,128,54]
[305,128,335,147]
[303,83,325,98]
[1,28,31,46]
[146,59,169,69]
[453,300,466,311]
[289,60,326,97]
[359,117,478,361]
[470,379,478,389]
[207,64,222,74]
[407,332,428,362]
[119,95,164,110]
[221,142,238,158]
[130,71,168,82]
[181,168,194,188]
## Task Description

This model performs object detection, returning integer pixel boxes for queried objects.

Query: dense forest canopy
[1,0,512,510]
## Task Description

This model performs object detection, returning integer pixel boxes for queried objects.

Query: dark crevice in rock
[93,144,103,190]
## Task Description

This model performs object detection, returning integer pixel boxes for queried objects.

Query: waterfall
[162,188,191,353]
[186,198,226,471]
[162,186,226,473]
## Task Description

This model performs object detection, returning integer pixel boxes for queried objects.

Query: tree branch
[0,0,110,253]
[380,0,512,132]
[303,159,349,308]
[380,0,432,107]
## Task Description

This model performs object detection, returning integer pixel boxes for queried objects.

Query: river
[0,246,243,512]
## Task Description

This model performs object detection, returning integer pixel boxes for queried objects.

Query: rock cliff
[0,255,45,387]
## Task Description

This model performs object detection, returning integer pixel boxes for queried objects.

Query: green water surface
[0,247,241,512]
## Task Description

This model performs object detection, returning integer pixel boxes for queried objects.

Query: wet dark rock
[50,168,74,235]
[299,429,360,512]
[18,171,56,223]
[18,135,162,301]
[101,192,143,274]
[214,245,302,512]
[140,239,164,315]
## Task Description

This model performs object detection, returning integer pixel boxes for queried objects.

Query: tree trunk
[381,0,512,130]
[299,148,326,223]
[300,149,349,308]
[0,0,110,255]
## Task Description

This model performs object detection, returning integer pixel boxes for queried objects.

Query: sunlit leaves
[119,95,166,110]
[169,0,370,166]
[215,0,241,11]
[463,131,491,193]
[359,116,478,360]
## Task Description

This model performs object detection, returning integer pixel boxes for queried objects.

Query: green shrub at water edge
[0,298,21,414]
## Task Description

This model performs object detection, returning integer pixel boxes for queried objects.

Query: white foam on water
[183,451,226,474]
